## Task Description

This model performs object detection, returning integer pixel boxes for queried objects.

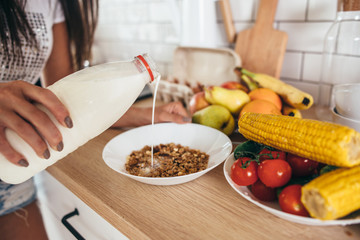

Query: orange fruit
[248,88,282,110]
[239,99,282,118]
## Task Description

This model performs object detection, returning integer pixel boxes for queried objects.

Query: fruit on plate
[301,166,360,220]
[279,184,309,217]
[250,180,277,202]
[192,105,235,136]
[239,99,281,118]
[238,112,360,167]
[257,159,292,188]
[237,67,313,110]
[248,88,282,110]
[231,139,360,220]
[286,153,318,177]
[231,157,258,186]
[205,86,250,115]
[220,81,249,93]
[189,91,210,114]
[258,147,286,162]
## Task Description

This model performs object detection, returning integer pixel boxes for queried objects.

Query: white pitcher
[168,0,219,47]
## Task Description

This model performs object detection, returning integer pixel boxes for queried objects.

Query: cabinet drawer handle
[61,208,85,240]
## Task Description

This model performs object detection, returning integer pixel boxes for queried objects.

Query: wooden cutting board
[220,0,288,78]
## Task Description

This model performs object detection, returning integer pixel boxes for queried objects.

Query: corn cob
[301,166,360,220]
[239,68,313,110]
[238,112,360,167]
[282,105,302,118]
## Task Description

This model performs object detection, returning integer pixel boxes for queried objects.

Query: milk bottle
[0,54,159,184]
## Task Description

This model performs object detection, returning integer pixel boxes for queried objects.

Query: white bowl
[332,108,360,132]
[333,83,360,120]
[102,123,232,185]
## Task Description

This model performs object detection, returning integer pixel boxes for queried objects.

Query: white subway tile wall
[276,0,307,21]
[303,53,323,82]
[308,0,337,20]
[93,0,354,103]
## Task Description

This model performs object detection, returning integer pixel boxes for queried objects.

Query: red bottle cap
[136,55,154,82]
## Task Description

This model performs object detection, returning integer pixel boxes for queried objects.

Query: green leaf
[234,140,263,159]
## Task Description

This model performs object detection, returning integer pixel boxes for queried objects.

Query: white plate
[223,153,360,226]
[103,123,232,185]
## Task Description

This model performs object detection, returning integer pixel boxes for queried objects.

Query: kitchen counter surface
[46,99,360,240]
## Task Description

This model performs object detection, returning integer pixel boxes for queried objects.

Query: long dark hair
[0,0,98,71]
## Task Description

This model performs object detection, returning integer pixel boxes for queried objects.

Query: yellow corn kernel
[238,112,360,167]
[301,166,360,220]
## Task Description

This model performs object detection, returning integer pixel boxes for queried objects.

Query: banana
[238,68,313,110]
[282,105,302,118]
[241,75,258,91]
[234,67,259,91]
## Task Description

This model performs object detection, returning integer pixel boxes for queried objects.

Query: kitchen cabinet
[35,171,128,240]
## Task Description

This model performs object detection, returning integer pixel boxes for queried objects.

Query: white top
[0,0,65,84]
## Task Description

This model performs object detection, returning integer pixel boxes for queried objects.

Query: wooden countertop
[46,100,360,240]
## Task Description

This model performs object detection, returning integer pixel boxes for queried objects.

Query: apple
[192,105,235,136]
[220,81,249,93]
[189,91,210,114]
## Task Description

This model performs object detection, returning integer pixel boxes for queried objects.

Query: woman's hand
[112,101,191,128]
[0,81,72,167]
[151,101,191,124]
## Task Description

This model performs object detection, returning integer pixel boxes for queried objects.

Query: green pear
[192,105,235,136]
[205,86,250,115]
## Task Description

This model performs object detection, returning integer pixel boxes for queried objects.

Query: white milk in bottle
[0,54,159,184]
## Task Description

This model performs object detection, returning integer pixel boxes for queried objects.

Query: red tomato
[258,159,292,187]
[230,157,258,186]
[278,184,309,217]
[259,148,286,162]
[250,180,277,202]
[287,153,319,177]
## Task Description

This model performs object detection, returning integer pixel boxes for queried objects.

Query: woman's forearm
[112,107,152,128]
[112,102,191,129]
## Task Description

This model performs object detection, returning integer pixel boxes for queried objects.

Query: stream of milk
[151,76,161,167]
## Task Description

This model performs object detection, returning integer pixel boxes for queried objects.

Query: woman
[0,1,190,239]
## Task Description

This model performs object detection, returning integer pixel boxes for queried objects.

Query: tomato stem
[259,153,280,159]
[239,151,261,168]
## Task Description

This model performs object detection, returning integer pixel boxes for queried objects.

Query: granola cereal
[125,143,209,177]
